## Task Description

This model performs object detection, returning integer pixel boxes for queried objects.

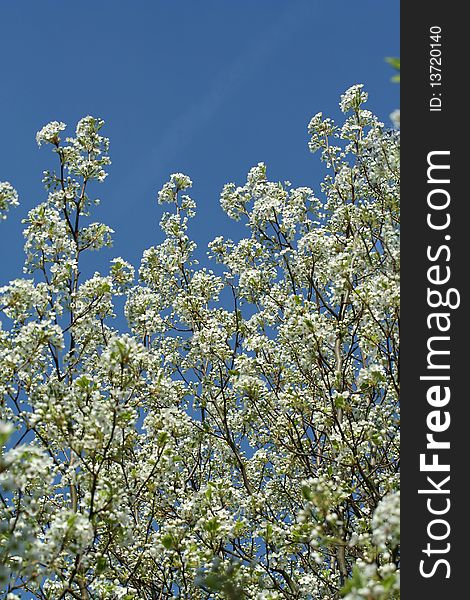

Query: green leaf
[161,533,175,550]
[301,484,313,501]
[385,57,400,70]
[96,556,107,575]
[340,565,365,596]
[156,431,169,446]
[385,57,400,83]
[203,517,220,534]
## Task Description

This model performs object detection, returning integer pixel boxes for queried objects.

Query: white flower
[36,121,66,146]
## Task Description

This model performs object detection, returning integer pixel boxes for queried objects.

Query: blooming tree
[0,86,399,599]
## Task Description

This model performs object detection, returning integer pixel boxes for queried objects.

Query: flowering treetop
[0,86,399,600]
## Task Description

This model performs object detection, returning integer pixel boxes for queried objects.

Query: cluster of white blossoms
[0,85,399,599]
[339,84,368,113]
[158,172,193,205]
[35,121,66,147]
[0,182,19,220]
[372,491,400,552]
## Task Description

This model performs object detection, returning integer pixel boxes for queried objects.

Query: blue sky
[0,0,399,284]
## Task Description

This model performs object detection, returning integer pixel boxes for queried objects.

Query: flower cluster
[36,121,66,146]
[0,182,19,220]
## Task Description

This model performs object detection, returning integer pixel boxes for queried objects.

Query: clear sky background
[0,0,399,286]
